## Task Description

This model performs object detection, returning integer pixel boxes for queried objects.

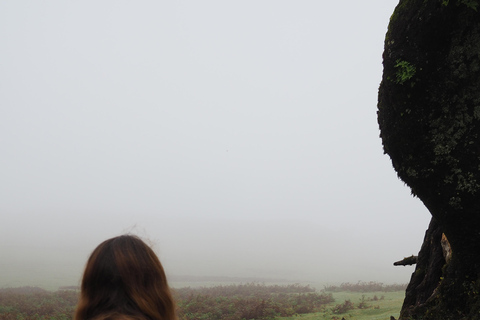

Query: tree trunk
[377,1,480,318]
[399,218,445,318]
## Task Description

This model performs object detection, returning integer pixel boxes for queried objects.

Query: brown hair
[74,235,177,320]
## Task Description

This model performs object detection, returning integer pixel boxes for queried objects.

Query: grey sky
[0,0,430,289]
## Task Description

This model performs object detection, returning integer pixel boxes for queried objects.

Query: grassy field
[278,291,404,320]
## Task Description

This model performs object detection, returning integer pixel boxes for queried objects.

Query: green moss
[415,267,425,278]
[407,167,419,177]
[448,196,462,209]
[440,0,479,10]
[389,0,416,26]
[474,106,480,119]
[394,59,416,85]
[460,0,479,10]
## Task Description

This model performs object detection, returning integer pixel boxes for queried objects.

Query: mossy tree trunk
[377,1,480,319]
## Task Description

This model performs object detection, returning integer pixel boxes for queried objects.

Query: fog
[0,0,431,290]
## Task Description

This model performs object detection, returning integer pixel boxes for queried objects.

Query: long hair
[74,235,177,320]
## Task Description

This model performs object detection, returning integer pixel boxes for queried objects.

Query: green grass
[277,291,404,320]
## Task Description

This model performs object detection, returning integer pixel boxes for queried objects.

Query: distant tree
[377,1,480,319]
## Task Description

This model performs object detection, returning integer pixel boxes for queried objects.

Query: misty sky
[0,0,431,289]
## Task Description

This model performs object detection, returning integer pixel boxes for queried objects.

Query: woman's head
[74,235,177,320]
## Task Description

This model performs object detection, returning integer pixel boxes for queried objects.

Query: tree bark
[378,1,480,318]
[399,218,445,319]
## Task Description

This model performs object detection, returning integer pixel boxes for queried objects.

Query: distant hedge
[323,281,407,293]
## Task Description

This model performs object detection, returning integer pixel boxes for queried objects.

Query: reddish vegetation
[174,283,334,320]
[0,282,404,319]
[0,287,78,320]
[0,283,332,320]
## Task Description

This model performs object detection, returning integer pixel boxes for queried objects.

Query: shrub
[331,299,354,314]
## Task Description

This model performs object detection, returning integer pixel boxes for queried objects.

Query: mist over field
[0,0,430,290]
